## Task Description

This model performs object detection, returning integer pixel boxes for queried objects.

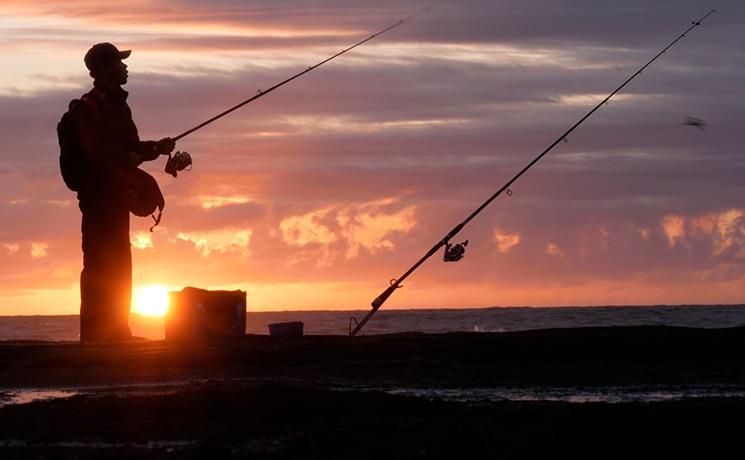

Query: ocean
[2,305,744,406]
[1,304,743,341]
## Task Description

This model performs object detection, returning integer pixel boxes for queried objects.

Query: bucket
[268,321,304,337]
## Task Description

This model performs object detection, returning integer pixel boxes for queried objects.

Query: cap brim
[119,50,131,60]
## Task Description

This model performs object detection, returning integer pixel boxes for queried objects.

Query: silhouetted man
[73,43,174,342]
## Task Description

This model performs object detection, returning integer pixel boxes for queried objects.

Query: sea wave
[0,305,743,341]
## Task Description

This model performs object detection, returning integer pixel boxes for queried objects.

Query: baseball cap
[84,43,131,71]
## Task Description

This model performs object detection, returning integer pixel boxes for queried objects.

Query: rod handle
[371,282,399,309]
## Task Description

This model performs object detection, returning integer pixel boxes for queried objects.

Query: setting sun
[132,285,170,317]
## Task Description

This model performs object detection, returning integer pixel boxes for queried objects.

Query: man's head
[84,43,131,85]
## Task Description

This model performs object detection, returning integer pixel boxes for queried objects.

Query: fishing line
[171,6,432,142]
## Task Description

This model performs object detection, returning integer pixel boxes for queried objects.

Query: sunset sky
[1,0,743,315]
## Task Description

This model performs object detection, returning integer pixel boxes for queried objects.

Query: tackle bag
[123,167,165,231]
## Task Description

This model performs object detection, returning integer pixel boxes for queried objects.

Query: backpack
[57,95,98,192]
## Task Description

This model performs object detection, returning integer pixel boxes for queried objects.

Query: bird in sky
[683,116,708,131]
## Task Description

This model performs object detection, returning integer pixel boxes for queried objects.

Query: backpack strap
[80,87,115,112]
[79,93,100,113]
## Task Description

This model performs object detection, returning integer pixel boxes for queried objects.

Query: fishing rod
[171,7,430,142]
[349,10,716,336]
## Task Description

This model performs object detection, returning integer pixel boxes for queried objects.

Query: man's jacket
[72,81,158,197]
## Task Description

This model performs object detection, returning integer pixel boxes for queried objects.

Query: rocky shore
[1,326,744,458]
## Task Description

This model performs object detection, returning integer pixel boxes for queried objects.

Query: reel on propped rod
[165,151,192,177]
[443,240,468,262]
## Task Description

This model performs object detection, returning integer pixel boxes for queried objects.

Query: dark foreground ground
[1,326,744,458]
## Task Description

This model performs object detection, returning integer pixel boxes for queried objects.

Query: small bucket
[268,321,304,337]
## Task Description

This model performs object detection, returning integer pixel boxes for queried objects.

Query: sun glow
[132,285,170,317]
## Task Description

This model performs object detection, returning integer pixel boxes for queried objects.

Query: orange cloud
[636,227,650,241]
[131,232,154,250]
[30,241,48,258]
[176,228,252,257]
[692,209,744,256]
[279,207,338,247]
[493,229,520,253]
[337,199,416,259]
[4,243,20,255]
[197,195,253,209]
[546,243,565,258]
[662,209,744,257]
[278,198,416,260]
[661,215,685,248]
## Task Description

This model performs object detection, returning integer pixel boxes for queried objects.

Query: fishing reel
[443,240,468,262]
[165,151,192,177]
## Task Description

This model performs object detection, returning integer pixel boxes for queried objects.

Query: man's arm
[135,138,176,163]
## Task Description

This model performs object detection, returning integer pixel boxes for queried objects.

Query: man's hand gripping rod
[350,10,716,336]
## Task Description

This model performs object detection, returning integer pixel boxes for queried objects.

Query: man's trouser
[79,196,132,342]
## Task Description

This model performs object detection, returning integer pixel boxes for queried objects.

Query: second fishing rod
[350,9,716,336]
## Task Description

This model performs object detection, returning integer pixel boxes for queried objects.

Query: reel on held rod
[165,151,192,177]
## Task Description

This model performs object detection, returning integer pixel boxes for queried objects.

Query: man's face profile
[101,59,128,85]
